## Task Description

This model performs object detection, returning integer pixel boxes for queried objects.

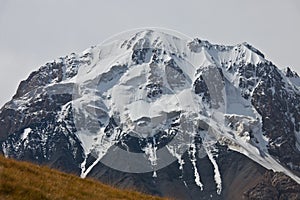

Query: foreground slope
[0,156,166,200]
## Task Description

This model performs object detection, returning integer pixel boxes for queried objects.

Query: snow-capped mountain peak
[1,28,300,199]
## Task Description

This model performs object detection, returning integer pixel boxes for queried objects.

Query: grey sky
[0,0,299,107]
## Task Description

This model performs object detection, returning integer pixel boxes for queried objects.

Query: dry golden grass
[0,156,167,200]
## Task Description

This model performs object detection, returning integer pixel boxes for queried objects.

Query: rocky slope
[0,29,300,199]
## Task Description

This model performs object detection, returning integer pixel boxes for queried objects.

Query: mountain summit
[1,29,300,199]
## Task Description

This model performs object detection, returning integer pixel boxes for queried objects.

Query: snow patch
[21,128,32,141]
[143,138,158,174]
[189,143,204,190]
[204,142,222,194]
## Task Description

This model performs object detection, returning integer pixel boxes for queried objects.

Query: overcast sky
[0,0,300,107]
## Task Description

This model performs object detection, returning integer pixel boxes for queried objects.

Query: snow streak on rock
[189,142,204,190]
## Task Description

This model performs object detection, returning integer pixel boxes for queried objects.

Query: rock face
[245,172,300,200]
[0,29,300,199]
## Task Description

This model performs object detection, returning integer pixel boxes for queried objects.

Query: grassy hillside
[0,156,167,200]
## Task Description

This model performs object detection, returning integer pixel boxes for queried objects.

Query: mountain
[0,155,166,200]
[1,29,300,199]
